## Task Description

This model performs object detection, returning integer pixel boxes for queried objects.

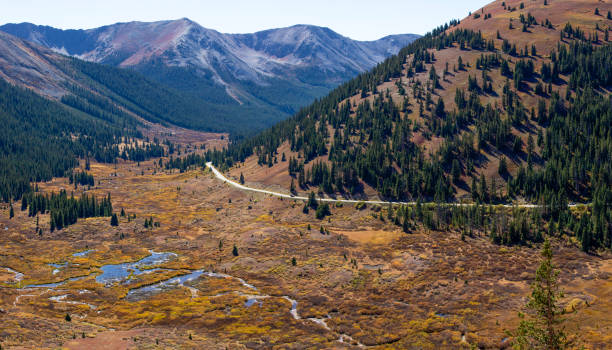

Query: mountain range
[214,0,611,211]
[0,19,419,133]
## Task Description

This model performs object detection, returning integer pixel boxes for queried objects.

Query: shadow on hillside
[454,178,470,192]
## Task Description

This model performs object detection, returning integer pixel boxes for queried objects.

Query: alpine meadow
[0,0,611,349]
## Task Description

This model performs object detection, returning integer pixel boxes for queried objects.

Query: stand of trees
[70,171,95,187]
[163,28,611,251]
[0,78,125,202]
[0,73,170,203]
[385,194,611,251]
[23,190,113,231]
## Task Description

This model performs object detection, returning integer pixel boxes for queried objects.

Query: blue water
[73,250,94,257]
[126,269,204,299]
[49,262,67,268]
[49,262,68,274]
[245,298,259,307]
[96,251,177,286]
[25,274,93,288]
[23,251,176,289]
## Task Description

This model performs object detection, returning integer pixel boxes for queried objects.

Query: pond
[96,250,177,286]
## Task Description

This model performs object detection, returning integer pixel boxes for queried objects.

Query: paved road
[205,162,581,208]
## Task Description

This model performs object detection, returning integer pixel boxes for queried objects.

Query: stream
[2,267,24,283]
[13,250,364,346]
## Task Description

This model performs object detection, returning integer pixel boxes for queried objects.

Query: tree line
[22,190,113,232]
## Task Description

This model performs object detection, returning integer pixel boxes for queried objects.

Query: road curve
[206,162,418,205]
[205,162,581,208]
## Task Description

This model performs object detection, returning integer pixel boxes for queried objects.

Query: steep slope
[0,20,420,130]
[0,30,71,97]
[200,0,610,220]
[0,29,244,202]
[0,29,281,134]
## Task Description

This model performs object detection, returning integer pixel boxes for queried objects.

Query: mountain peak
[0,19,419,128]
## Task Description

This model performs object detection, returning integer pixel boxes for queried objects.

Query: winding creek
[2,267,24,283]
[8,250,365,347]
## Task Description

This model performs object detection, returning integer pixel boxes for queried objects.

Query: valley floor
[0,141,611,349]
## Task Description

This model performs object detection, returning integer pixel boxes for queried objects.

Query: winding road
[204,162,581,208]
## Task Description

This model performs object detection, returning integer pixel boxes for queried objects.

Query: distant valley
[1,20,419,134]
[1,1,611,348]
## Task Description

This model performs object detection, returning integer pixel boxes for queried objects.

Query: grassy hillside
[170,0,611,249]
[215,0,610,197]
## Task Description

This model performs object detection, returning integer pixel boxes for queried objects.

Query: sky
[1,0,492,41]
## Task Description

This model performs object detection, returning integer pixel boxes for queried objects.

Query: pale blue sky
[1,0,491,40]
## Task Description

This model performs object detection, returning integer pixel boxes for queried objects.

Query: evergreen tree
[451,159,461,184]
[315,202,331,219]
[510,240,573,349]
[9,204,14,219]
[307,191,318,209]
[471,177,479,202]
[480,174,489,203]
[239,173,245,185]
[434,98,446,117]
[110,213,119,226]
[499,157,509,177]
[232,244,239,256]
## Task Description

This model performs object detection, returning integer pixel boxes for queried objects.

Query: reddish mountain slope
[230,0,611,201]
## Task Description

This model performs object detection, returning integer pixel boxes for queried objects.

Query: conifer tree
[510,240,573,349]
[480,174,488,203]
[451,159,461,184]
[499,157,509,177]
[307,191,318,209]
[110,213,119,226]
[316,202,331,219]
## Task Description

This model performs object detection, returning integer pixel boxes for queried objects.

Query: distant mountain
[0,29,276,134]
[1,20,419,132]
[1,26,283,200]
[212,0,611,212]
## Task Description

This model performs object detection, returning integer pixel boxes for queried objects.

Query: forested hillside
[0,34,199,202]
[173,0,611,250]
[0,78,137,202]
[1,20,419,133]
[0,28,261,204]
[0,29,292,136]
[59,58,275,134]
